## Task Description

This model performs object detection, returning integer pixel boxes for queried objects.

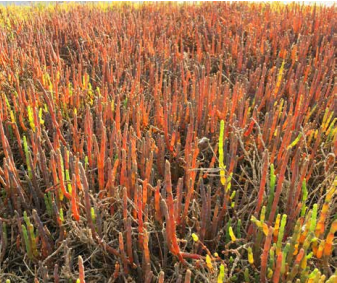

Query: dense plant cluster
[0,2,336,282]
